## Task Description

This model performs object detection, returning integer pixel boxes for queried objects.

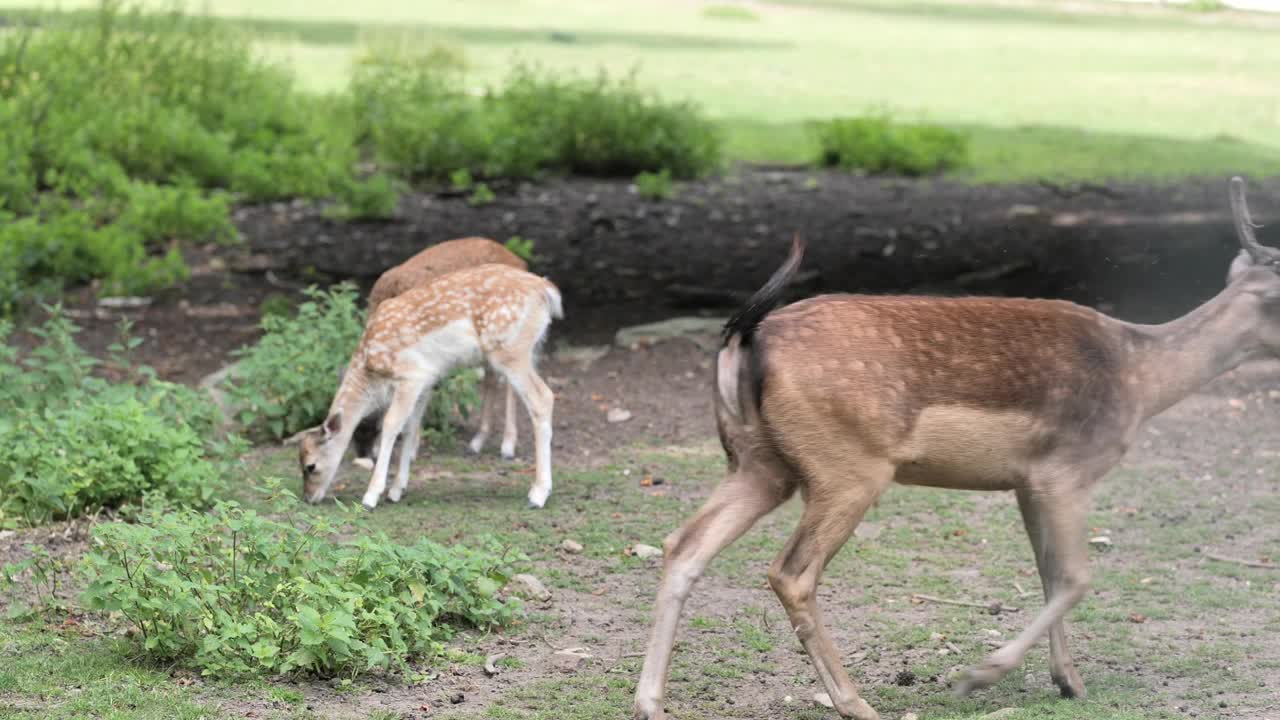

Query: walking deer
[633,177,1280,720]
[347,237,529,470]
[299,263,562,510]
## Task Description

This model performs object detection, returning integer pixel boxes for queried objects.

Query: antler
[1230,176,1275,262]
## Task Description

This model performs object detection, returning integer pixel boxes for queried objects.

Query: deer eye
[304,463,317,474]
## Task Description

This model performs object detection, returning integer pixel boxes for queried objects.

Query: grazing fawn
[634,177,1280,720]
[299,263,562,510]
[347,237,529,469]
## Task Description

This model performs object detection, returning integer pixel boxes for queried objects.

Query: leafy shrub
[81,482,524,679]
[503,236,535,263]
[468,182,496,206]
[635,169,675,200]
[501,64,722,178]
[0,4,356,311]
[328,173,403,221]
[226,284,366,441]
[813,115,967,176]
[226,284,483,442]
[0,311,231,527]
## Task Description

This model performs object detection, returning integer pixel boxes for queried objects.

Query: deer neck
[1128,283,1261,421]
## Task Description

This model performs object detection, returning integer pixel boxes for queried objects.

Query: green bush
[0,3,357,311]
[226,284,483,442]
[635,169,676,200]
[328,173,403,221]
[350,49,721,181]
[813,115,967,176]
[0,311,231,527]
[501,64,723,178]
[80,482,524,679]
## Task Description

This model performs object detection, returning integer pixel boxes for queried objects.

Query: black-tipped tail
[721,234,805,346]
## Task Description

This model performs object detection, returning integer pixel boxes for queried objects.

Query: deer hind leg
[363,380,427,510]
[955,472,1092,696]
[633,467,794,720]
[388,388,431,504]
[1016,488,1087,699]
[499,378,518,459]
[767,461,890,720]
[467,366,500,455]
[493,356,555,508]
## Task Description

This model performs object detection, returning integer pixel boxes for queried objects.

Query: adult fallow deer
[633,177,1279,720]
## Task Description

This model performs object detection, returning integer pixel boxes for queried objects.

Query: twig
[1203,551,1279,570]
[911,593,1019,614]
[1013,581,1034,599]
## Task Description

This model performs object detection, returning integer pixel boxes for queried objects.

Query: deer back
[368,237,528,312]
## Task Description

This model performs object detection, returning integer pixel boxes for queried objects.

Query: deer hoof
[953,661,1007,697]
[387,488,403,503]
[631,699,664,720]
[1053,668,1087,699]
[467,435,486,455]
[361,494,379,510]
[353,457,375,471]
[838,696,881,720]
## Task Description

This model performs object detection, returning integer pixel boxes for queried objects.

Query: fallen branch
[1203,551,1278,570]
[483,653,505,677]
[911,593,1019,615]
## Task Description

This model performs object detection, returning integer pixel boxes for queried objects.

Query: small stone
[985,629,1002,638]
[561,539,584,554]
[510,573,551,601]
[903,714,920,720]
[607,408,633,423]
[1089,536,1112,549]
[783,695,794,704]
[449,692,464,704]
[813,692,834,709]
[552,647,592,673]
[630,544,663,559]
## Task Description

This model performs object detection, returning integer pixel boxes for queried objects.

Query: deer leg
[1016,488,1087,698]
[955,480,1091,696]
[468,367,499,455]
[633,469,793,720]
[363,381,425,510]
[388,388,431,504]
[496,360,555,508]
[767,466,889,720]
[499,379,518,460]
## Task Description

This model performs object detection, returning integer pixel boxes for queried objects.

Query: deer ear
[323,413,342,438]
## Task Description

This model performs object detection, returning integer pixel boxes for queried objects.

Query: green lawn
[3,0,1279,181]
[4,437,1275,719]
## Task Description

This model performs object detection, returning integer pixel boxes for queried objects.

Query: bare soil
[5,169,1280,720]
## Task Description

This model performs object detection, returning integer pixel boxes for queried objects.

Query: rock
[552,344,610,370]
[607,408,633,423]
[854,522,882,541]
[614,317,728,352]
[783,695,794,704]
[630,544,663,559]
[1089,536,1113,549]
[510,574,551,601]
[813,692,834,709]
[0,530,14,541]
[903,714,920,720]
[560,539,584,554]
[449,692,465,704]
[552,647,592,673]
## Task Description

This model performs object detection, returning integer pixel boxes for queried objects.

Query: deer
[298,263,562,510]
[633,176,1280,720]
[344,237,529,472]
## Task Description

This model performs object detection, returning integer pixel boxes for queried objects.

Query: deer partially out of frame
[299,263,562,510]
[633,177,1280,720]
[346,237,529,470]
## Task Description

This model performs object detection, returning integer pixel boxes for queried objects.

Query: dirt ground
[4,169,1280,720]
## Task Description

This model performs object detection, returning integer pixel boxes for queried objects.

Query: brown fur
[367,237,527,312]
[633,178,1280,720]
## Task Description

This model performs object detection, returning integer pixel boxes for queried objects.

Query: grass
[3,0,1278,182]
[2,434,1277,718]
